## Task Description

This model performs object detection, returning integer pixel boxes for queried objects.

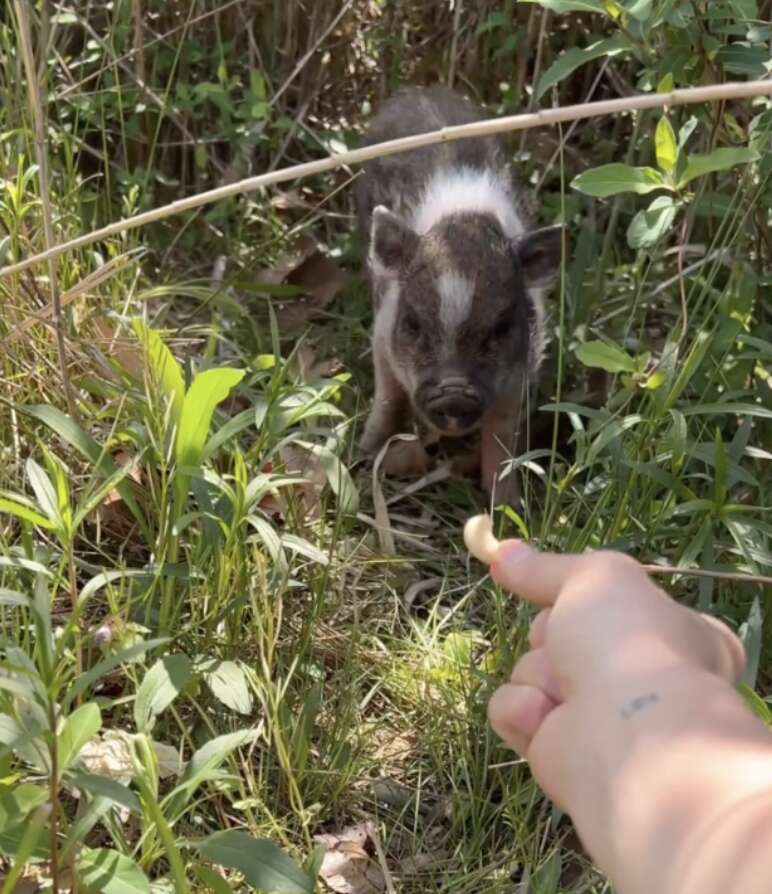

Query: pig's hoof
[382,439,430,478]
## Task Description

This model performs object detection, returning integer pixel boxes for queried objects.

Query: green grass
[0,1,770,891]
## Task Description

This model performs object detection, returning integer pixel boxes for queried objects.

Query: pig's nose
[424,381,483,433]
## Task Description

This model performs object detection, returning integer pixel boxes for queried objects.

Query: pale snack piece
[463,514,500,564]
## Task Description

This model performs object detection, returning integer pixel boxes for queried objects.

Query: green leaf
[536,34,629,99]
[0,496,55,529]
[193,864,235,894]
[176,368,246,470]
[134,654,193,732]
[717,44,769,77]
[678,148,758,187]
[655,116,677,172]
[681,402,772,420]
[25,457,60,525]
[66,638,169,708]
[66,770,142,814]
[132,320,185,424]
[78,848,151,894]
[204,661,253,715]
[173,730,257,800]
[575,340,637,373]
[626,196,678,248]
[519,0,606,11]
[571,164,667,197]
[195,830,313,894]
[23,405,150,542]
[296,441,359,517]
[59,702,102,770]
[739,597,762,689]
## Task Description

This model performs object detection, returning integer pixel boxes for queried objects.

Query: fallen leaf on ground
[293,343,343,383]
[278,443,327,521]
[255,235,348,334]
[79,730,184,783]
[314,822,386,894]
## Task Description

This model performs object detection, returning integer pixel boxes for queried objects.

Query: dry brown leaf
[314,822,386,894]
[293,343,343,383]
[89,316,146,380]
[279,443,327,521]
[79,730,184,784]
[255,235,348,334]
[271,188,315,210]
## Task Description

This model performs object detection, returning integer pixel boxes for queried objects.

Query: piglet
[356,85,561,503]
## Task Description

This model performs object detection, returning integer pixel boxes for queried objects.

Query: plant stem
[3,80,772,278]
[12,0,78,420]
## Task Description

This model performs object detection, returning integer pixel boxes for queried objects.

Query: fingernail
[491,540,533,580]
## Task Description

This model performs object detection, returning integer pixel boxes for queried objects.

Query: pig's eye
[401,309,421,337]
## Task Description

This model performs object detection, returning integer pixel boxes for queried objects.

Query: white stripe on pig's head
[369,207,561,438]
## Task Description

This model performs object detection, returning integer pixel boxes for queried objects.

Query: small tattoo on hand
[620,692,660,719]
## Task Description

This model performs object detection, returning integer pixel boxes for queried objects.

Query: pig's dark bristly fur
[356,85,561,503]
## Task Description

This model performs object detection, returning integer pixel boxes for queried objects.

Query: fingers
[490,543,650,610]
[698,613,746,682]
[510,647,562,701]
[488,683,558,756]
[489,541,585,608]
[528,609,551,649]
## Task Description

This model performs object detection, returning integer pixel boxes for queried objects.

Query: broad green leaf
[536,34,629,99]
[59,702,102,770]
[195,830,313,894]
[23,405,150,541]
[655,116,677,172]
[78,848,151,894]
[176,368,246,469]
[626,196,678,248]
[678,148,758,187]
[0,497,55,529]
[134,653,193,732]
[204,661,253,715]
[174,729,257,797]
[575,340,637,373]
[66,770,142,814]
[132,320,185,423]
[281,534,330,566]
[717,44,769,77]
[571,164,667,197]
[0,588,28,608]
[25,458,59,525]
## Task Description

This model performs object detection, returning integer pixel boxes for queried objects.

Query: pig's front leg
[480,394,523,506]
[360,337,411,455]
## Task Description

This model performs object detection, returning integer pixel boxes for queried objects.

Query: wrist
[531,665,772,894]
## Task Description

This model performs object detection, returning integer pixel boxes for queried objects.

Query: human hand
[485,542,746,761]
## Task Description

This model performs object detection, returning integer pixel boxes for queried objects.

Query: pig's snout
[421,378,484,435]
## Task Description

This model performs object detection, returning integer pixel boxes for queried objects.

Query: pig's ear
[370,206,418,277]
[512,225,563,288]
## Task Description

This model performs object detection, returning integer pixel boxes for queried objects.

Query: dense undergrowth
[0,1,770,891]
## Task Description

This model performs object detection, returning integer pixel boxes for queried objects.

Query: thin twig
[2,79,771,279]
[642,564,772,586]
[13,0,78,419]
[676,212,690,332]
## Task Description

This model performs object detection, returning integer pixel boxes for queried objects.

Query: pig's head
[369,206,561,437]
